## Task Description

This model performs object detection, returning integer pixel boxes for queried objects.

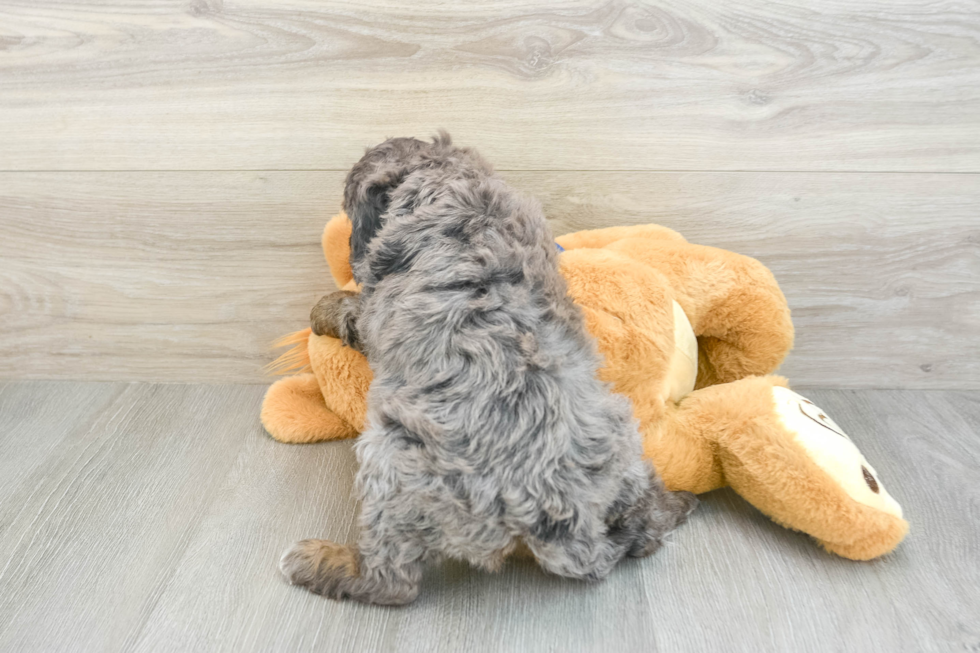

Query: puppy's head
[344,131,454,271]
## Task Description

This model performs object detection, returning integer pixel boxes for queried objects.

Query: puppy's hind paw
[279,539,358,598]
[626,491,698,558]
[670,490,699,522]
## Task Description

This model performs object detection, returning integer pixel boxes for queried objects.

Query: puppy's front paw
[310,291,361,350]
[280,539,358,598]
[310,293,344,337]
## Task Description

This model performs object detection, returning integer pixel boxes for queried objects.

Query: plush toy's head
[772,387,903,519]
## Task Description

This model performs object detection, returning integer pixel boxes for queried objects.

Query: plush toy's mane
[267,328,313,375]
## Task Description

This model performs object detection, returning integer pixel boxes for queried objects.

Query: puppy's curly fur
[281,133,697,605]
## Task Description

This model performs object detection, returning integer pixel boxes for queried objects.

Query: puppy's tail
[265,328,313,375]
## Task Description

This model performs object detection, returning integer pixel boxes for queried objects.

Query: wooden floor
[0,381,976,652]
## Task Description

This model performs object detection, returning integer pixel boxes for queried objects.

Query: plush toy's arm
[606,240,794,387]
[556,224,685,251]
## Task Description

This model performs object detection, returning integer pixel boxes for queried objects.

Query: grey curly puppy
[280,133,697,605]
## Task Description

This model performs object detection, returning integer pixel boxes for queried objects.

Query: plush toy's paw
[307,334,372,433]
[261,374,359,443]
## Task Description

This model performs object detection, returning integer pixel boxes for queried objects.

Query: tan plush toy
[262,214,908,561]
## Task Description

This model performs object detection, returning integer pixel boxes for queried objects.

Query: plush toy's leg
[605,240,794,387]
[308,334,371,433]
[261,374,358,443]
[660,375,908,560]
[642,394,727,496]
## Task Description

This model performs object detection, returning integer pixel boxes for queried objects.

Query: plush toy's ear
[322,213,355,289]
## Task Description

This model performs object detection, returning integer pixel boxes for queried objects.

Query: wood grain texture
[1,0,978,172]
[0,382,977,652]
[0,381,124,521]
[0,382,257,652]
[1,170,977,387]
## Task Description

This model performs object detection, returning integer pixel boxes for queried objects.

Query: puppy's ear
[347,176,399,266]
[344,135,446,273]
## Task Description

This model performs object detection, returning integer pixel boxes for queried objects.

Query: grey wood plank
[0,384,977,652]
[0,383,259,653]
[2,171,977,388]
[0,171,336,386]
[128,411,398,653]
[0,381,123,503]
[0,1,978,172]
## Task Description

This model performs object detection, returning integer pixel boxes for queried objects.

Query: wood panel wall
[1,0,978,387]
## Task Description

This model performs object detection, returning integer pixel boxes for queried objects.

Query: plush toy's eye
[862,466,880,493]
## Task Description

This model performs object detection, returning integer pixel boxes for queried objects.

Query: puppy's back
[355,163,647,541]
